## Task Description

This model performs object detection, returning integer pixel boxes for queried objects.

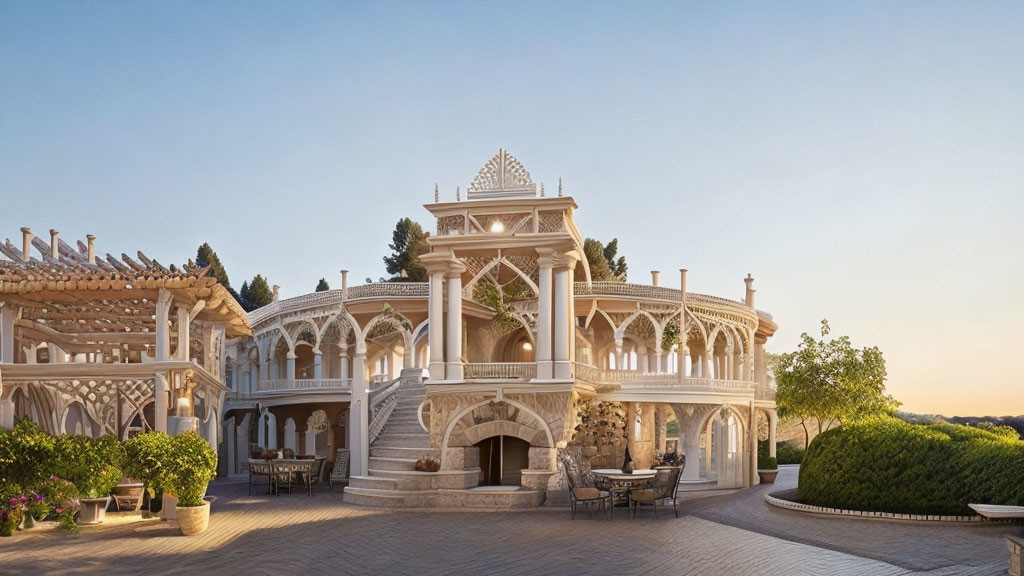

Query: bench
[968,503,1024,519]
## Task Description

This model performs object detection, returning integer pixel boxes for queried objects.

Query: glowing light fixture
[490,221,505,233]
[522,342,533,351]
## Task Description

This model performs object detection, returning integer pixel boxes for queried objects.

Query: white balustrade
[256,378,351,392]
[463,362,537,380]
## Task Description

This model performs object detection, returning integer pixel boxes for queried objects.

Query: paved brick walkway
[0,469,1014,575]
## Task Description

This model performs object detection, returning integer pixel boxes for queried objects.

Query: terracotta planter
[758,469,779,484]
[175,501,210,536]
[78,497,110,524]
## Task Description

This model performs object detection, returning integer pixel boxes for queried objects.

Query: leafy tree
[383,218,429,282]
[774,319,899,447]
[583,238,627,281]
[240,275,273,311]
[315,278,330,292]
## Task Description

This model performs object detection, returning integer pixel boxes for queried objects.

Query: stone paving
[1,467,1016,576]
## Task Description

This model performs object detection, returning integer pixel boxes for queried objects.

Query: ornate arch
[440,397,554,469]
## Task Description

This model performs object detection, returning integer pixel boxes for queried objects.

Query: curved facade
[221,149,780,505]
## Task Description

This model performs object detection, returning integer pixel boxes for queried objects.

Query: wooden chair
[630,466,683,519]
[329,449,350,491]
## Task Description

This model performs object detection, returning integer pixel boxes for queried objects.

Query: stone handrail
[464,362,537,380]
[368,378,402,445]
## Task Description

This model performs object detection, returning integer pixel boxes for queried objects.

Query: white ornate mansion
[0,150,779,508]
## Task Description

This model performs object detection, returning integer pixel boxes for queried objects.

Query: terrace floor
[2,466,1015,575]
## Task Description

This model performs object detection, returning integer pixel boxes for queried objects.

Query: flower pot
[175,501,210,536]
[160,494,178,521]
[757,469,779,484]
[78,497,110,524]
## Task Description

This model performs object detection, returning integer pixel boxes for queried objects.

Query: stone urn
[757,469,779,484]
[112,479,145,512]
[160,493,178,521]
[78,497,110,524]
[175,501,210,536]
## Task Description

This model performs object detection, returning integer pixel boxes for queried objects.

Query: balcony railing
[464,362,537,381]
[255,378,352,392]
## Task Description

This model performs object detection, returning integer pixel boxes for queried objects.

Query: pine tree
[195,243,232,291]
[244,275,273,310]
[383,218,429,282]
[315,278,330,292]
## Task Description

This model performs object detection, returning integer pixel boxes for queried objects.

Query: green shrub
[123,431,172,496]
[53,434,123,499]
[757,441,778,470]
[167,432,217,507]
[0,419,55,488]
[798,416,1024,515]
[775,441,805,465]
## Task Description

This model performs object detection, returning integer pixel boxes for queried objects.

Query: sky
[1,1,1022,416]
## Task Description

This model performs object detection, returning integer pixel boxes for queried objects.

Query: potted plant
[53,434,123,524]
[35,476,79,532]
[167,432,217,536]
[413,449,440,472]
[757,444,779,484]
[122,431,172,518]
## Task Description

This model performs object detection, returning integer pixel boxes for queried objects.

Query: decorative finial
[434,183,439,203]
[558,177,563,197]
[540,183,545,197]
[456,186,461,201]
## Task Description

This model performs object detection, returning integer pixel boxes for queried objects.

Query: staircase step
[348,475,400,491]
[385,423,427,434]
[371,446,431,459]
[343,487,440,509]
[373,434,432,448]
[343,486,545,509]
[369,456,417,471]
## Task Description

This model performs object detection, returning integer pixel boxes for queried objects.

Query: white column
[286,352,296,381]
[154,290,172,433]
[677,269,688,383]
[349,350,369,476]
[769,411,778,458]
[427,270,445,380]
[725,351,734,380]
[750,401,758,486]
[313,352,323,380]
[176,306,190,361]
[0,304,17,364]
[614,342,623,370]
[638,349,649,373]
[445,271,463,380]
[654,350,662,373]
[339,345,350,382]
[304,429,317,457]
[553,265,570,379]
[385,349,394,379]
[535,255,553,379]
[702,352,711,379]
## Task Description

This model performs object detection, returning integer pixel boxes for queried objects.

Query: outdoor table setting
[591,469,657,511]
[270,457,326,496]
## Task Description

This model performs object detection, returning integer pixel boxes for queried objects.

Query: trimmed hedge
[798,416,1024,515]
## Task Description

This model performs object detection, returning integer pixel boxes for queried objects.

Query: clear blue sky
[2,1,1022,415]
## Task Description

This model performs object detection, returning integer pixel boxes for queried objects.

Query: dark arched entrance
[474,435,530,486]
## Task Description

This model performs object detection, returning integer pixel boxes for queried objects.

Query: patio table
[592,469,657,513]
[270,457,325,496]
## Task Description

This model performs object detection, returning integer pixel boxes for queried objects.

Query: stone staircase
[343,373,543,509]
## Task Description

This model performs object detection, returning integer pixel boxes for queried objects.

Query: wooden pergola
[0,228,251,442]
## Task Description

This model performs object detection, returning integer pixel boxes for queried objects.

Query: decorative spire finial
[456,186,461,201]
[558,177,563,197]
[434,183,439,203]
[540,183,545,197]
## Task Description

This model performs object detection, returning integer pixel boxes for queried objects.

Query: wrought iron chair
[630,466,683,519]
[560,451,613,520]
[247,459,273,496]
[329,448,351,490]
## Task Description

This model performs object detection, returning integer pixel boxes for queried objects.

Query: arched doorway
[474,435,530,486]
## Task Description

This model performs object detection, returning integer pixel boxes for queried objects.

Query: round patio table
[592,469,657,511]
